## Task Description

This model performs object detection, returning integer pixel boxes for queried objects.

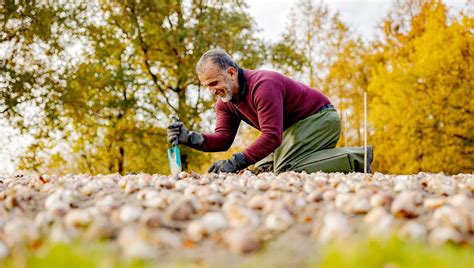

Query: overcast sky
[0,0,469,174]
[248,0,389,41]
[247,0,468,42]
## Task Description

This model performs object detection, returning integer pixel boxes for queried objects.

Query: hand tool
[167,115,182,176]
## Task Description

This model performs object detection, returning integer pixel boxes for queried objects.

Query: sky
[247,0,468,42]
[0,0,469,174]
[247,0,392,42]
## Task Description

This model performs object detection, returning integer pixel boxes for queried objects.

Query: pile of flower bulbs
[0,171,472,259]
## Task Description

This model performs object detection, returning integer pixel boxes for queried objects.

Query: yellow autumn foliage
[368,1,473,174]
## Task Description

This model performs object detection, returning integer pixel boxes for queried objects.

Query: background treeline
[1,0,472,175]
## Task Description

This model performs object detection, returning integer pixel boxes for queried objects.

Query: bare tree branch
[127,3,177,114]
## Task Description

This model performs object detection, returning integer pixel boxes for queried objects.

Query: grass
[318,237,473,268]
[1,237,473,268]
[1,242,150,268]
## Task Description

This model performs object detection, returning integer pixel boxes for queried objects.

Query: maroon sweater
[198,69,331,165]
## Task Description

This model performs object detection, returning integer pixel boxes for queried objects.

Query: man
[167,48,372,174]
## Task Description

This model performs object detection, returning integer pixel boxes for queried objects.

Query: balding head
[196,48,239,75]
[196,49,240,103]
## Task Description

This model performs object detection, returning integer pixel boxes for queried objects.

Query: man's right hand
[167,122,204,147]
[167,121,189,145]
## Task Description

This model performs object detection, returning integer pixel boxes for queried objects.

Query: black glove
[208,152,247,173]
[167,121,204,146]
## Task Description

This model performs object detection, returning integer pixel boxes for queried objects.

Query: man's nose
[210,88,218,95]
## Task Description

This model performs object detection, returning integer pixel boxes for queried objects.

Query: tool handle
[171,115,180,146]
[171,115,179,124]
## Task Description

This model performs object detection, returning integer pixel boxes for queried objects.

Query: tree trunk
[118,146,124,174]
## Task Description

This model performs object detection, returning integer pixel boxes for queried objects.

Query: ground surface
[0,171,473,267]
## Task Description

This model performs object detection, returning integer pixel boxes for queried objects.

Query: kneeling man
[167,49,372,174]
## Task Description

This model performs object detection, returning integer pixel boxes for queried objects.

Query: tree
[325,38,374,147]
[270,0,350,91]
[271,0,364,147]
[1,0,91,173]
[6,0,267,175]
[368,0,473,173]
[0,0,86,129]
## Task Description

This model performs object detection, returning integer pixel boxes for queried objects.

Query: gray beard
[220,90,233,102]
[220,80,233,102]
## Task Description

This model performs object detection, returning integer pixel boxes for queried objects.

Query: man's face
[198,63,235,103]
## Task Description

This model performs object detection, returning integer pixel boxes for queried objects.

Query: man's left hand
[208,152,247,173]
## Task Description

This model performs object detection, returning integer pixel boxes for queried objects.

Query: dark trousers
[254,107,368,174]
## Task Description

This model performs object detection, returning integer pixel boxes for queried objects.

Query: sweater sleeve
[242,80,284,164]
[197,101,241,152]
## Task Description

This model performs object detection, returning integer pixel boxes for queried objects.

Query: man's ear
[227,67,237,81]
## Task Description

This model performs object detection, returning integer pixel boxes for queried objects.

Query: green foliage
[2,242,151,268]
[2,0,266,175]
[2,237,472,268]
[318,237,473,268]
[0,0,86,128]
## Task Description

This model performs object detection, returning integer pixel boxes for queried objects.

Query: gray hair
[196,48,239,74]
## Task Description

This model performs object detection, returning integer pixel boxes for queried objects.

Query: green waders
[253,107,369,174]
